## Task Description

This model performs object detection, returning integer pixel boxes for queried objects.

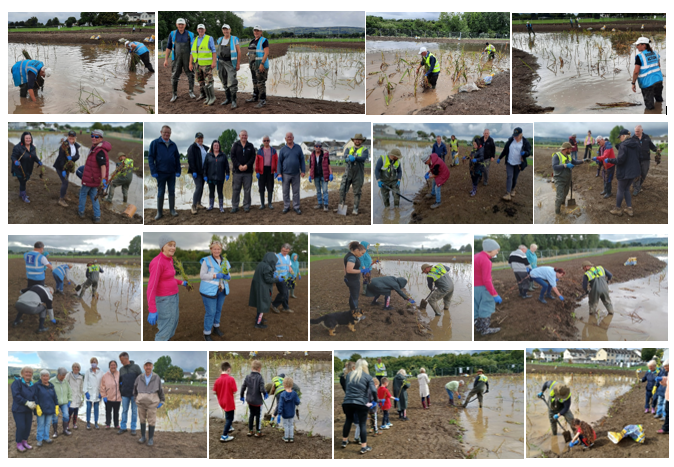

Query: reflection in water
[534,173,590,224]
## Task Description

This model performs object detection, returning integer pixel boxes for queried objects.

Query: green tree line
[366,12,510,36]
[10,13,152,29]
[474,234,667,252]
[158,11,245,41]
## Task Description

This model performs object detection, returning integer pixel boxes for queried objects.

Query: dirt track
[512,48,554,114]
[534,146,668,224]
[158,41,365,114]
[413,70,511,116]
[144,182,371,225]
[8,28,155,45]
[476,250,667,341]
[410,146,533,224]
[142,277,308,341]
[334,376,468,458]
[513,20,666,33]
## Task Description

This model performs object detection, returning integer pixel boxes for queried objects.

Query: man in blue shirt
[163,18,196,101]
[432,135,447,161]
[148,125,181,220]
[278,132,306,215]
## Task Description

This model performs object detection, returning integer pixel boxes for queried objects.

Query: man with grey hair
[478,128,496,186]
[50,368,72,437]
[278,132,306,215]
[148,125,181,220]
[134,359,165,446]
[631,124,660,196]
[230,130,256,213]
[508,245,531,299]
[164,18,196,102]
[271,243,294,314]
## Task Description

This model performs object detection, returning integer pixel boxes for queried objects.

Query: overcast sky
[379,123,533,142]
[144,232,304,250]
[335,350,486,358]
[144,122,371,152]
[310,233,473,248]
[476,234,667,242]
[535,122,668,138]
[9,351,206,372]
[234,11,364,29]
[8,235,136,252]
[8,12,127,23]
[368,12,445,21]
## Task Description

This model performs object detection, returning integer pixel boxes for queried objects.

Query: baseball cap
[619,129,631,136]
[634,36,651,45]
[513,127,523,136]
[195,132,204,138]
[222,23,230,29]
[253,25,262,31]
[418,46,427,54]
[176,18,186,25]
[67,130,76,136]
[197,24,205,29]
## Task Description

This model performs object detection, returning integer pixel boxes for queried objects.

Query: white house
[532,350,561,362]
[374,124,396,137]
[564,348,597,363]
[125,12,155,24]
[401,130,417,140]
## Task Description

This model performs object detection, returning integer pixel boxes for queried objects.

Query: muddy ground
[512,48,555,114]
[334,376,468,458]
[409,146,533,224]
[413,70,511,116]
[144,182,371,225]
[8,28,154,45]
[367,36,510,45]
[8,143,142,224]
[513,20,667,33]
[7,383,206,458]
[211,351,331,362]
[477,251,666,341]
[143,276,308,341]
[534,146,668,224]
[158,41,364,114]
[527,364,641,376]
[540,382,669,458]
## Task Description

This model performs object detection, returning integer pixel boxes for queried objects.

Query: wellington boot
[220,89,232,105]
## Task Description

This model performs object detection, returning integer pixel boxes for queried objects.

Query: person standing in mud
[133,359,165,446]
[393,369,411,420]
[203,140,231,213]
[581,261,613,318]
[497,127,531,202]
[552,142,584,215]
[468,137,486,197]
[249,252,279,330]
[79,261,104,299]
[462,369,489,409]
[341,359,378,454]
[125,41,154,73]
[11,59,51,102]
[22,241,52,291]
[230,129,256,213]
[449,135,460,166]
[421,151,449,208]
[216,23,241,109]
[631,37,664,111]
[190,24,217,105]
[51,263,73,295]
[374,359,386,384]
[100,360,121,430]
[375,148,403,209]
[148,125,181,220]
[187,132,208,214]
[164,18,196,102]
[474,239,502,336]
[417,47,440,89]
[359,241,373,296]
[78,129,110,224]
[336,134,369,216]
[508,245,531,299]
[344,242,366,312]
[105,152,134,204]
[631,124,660,197]
[583,131,594,161]
[271,243,295,314]
[83,357,103,430]
[484,43,496,60]
[54,131,81,208]
[287,253,301,299]
[278,132,306,215]
[11,366,37,453]
[526,244,538,292]
[246,26,270,108]
[432,135,447,162]
[11,131,43,204]
[65,363,84,431]
[308,141,333,211]
[603,129,640,217]
[539,381,574,435]
[594,136,616,199]
[421,263,453,316]
[118,352,142,436]
[478,129,495,186]
[417,368,431,409]
[256,135,278,209]
[199,240,231,340]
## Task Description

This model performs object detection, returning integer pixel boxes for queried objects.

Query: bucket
[123,204,137,218]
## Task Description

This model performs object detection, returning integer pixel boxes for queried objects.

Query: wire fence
[143,261,307,278]
[368,29,510,39]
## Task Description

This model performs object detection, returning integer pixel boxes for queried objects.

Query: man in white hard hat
[631,37,664,110]
[164,17,196,102]
[416,46,440,89]
[246,25,270,108]
[189,23,217,105]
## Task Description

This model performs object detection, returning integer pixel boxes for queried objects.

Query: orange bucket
[124,204,137,218]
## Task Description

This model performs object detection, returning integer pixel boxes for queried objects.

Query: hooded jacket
[277,389,301,419]
[360,241,372,270]
[203,141,230,181]
[249,252,277,314]
[596,141,616,169]
[604,137,641,180]
[35,381,59,415]
[392,373,410,410]
[290,253,300,280]
[365,276,409,300]
[240,371,265,406]
[187,141,209,175]
[343,371,378,407]
[99,369,121,402]
[66,372,84,408]
[119,360,142,398]
[427,153,450,187]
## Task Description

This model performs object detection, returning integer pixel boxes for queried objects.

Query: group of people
[148,126,369,219]
[640,359,669,434]
[212,359,302,443]
[164,18,271,108]
[556,125,661,217]
[11,129,134,222]
[146,236,302,339]
[11,354,166,452]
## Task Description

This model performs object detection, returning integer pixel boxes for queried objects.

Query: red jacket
[213,373,238,412]
[569,136,578,152]
[82,141,111,187]
[255,147,278,174]
[429,153,450,187]
[309,149,331,181]
[596,143,615,169]
[377,386,392,410]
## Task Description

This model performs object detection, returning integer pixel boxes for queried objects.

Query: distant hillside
[624,237,668,245]
[264,26,364,35]
[8,247,75,254]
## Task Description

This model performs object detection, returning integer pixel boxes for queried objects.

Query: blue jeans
[532,277,552,299]
[58,404,69,423]
[121,396,137,430]
[78,186,100,218]
[155,293,180,341]
[446,388,454,402]
[451,151,459,165]
[36,414,53,441]
[86,400,99,424]
[202,291,226,334]
[53,275,64,293]
[656,395,666,417]
[222,410,234,436]
[314,178,328,205]
[156,173,176,201]
[430,179,441,203]
[571,151,578,160]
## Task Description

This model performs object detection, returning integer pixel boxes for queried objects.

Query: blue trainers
[219,435,234,442]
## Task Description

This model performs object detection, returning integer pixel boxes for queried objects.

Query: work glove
[378,181,383,188]
[393,397,399,401]
[38,160,43,166]
[553,414,560,420]
[526,267,532,273]
[458,395,461,399]
[559,295,565,301]
[102,180,108,189]
[256,173,260,179]
[329,174,333,181]
[379,399,385,403]
[25,401,36,409]
[216,273,231,280]
[67,156,72,161]
[424,172,430,180]
[409,299,416,304]
[520,151,527,156]
[104,397,108,403]
[273,173,277,179]
[182,281,189,287]
[471,158,477,163]
[157,403,163,409]
[193,172,197,179]
[396,180,401,186]
[494,295,503,304]
[36,405,43,416]
[240,397,246,403]
[264,393,268,400]
[147,313,157,325]
[537,392,543,398]
[569,440,579,448]
[349,155,356,162]
[277,175,283,182]
[309,177,313,183]
[565,163,574,169]
[61,170,66,177]
[204,176,208,182]
[14,161,20,166]
[68,401,71,408]
[151,173,158,178]
[592,157,598,162]
[175,172,181,178]
[496,158,501,164]
[85,392,90,400]
[278,277,284,283]
[277,415,281,424]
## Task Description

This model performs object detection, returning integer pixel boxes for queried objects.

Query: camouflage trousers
[195,64,214,86]
[249,59,268,99]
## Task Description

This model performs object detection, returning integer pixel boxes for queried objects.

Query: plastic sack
[459,82,479,93]
[608,424,645,444]
[484,74,495,85]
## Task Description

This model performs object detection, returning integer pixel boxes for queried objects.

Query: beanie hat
[482,238,500,251]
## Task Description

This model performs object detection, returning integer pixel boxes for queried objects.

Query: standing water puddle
[209,360,332,437]
[574,256,667,341]
[513,32,666,114]
[527,373,634,457]
[376,260,472,341]
[55,261,142,341]
[9,43,155,114]
[459,375,524,459]
[9,133,143,214]
[534,174,590,224]
[367,41,510,115]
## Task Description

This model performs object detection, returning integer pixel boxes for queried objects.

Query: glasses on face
[91,134,101,139]
[263,139,270,142]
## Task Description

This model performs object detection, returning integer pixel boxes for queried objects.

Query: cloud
[35,351,206,372]
[143,232,305,250]
[535,122,668,139]
[375,123,533,142]
[8,235,136,252]
[310,233,473,249]
[234,11,364,30]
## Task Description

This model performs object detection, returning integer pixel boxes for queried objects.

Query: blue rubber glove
[104,397,108,403]
[559,295,565,301]
[393,397,399,401]
[204,176,208,182]
[67,156,72,161]
[396,180,401,186]
[264,393,268,400]
[424,172,430,180]
[38,161,42,166]
[225,175,230,182]
[471,158,477,163]
[526,267,532,273]
[273,173,277,179]
[309,177,312,183]
[102,180,107,189]
[51,318,56,324]
[277,175,282,182]
[565,163,574,169]
[151,173,158,178]
[329,174,333,181]
[67,281,71,285]
[458,395,461,399]
[378,181,383,188]
[157,403,163,409]
[553,414,560,420]
[147,313,157,325]
[496,158,501,164]
[182,281,189,287]
[298,275,301,281]
[520,150,526,156]
[14,161,20,166]
[193,172,197,179]
[537,392,543,397]
[494,295,503,304]
[240,397,245,403]
[349,155,356,162]
[175,172,181,178]
[216,273,231,280]
[85,392,90,400]
[409,299,416,304]
[569,440,579,448]
[278,277,284,283]
[277,415,281,424]
[592,157,598,162]
[61,170,66,177]
[256,173,260,179]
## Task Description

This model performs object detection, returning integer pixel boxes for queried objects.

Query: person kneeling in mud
[581,261,613,319]
[569,419,596,449]
[366,276,416,310]
[462,369,488,408]
[79,261,104,299]
[538,381,573,435]
[421,263,454,316]
[14,285,55,333]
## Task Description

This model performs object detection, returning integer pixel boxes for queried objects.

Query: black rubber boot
[37,317,49,333]
[259,194,265,209]
[138,423,146,444]
[155,197,164,220]
[188,83,196,99]
[170,81,178,102]
[12,311,23,327]
[603,183,612,198]
[147,425,155,446]
[256,93,266,108]
[221,89,232,105]
[231,94,238,109]
[268,193,274,209]
[212,326,224,337]
[169,195,178,217]
[246,94,258,103]
[599,182,607,196]
[196,87,206,101]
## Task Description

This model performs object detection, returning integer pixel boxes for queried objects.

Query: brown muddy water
[55,261,142,341]
[527,373,634,457]
[376,260,472,341]
[513,32,666,114]
[209,359,332,437]
[459,374,524,459]
[8,132,143,214]
[8,43,155,114]
[220,46,365,103]
[144,167,370,210]
[575,256,667,341]
[366,40,510,115]
[534,174,590,224]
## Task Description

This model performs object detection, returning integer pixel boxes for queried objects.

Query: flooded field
[8,43,155,114]
[459,374,524,459]
[575,256,667,341]
[526,373,634,457]
[534,174,590,224]
[376,260,472,341]
[144,166,370,210]
[208,359,332,437]
[367,40,510,115]
[220,46,365,103]
[54,261,141,341]
[8,132,143,214]
[513,32,666,114]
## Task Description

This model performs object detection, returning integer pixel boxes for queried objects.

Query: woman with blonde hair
[11,366,37,452]
[199,240,231,340]
[417,368,431,409]
[341,359,377,454]
[65,363,84,430]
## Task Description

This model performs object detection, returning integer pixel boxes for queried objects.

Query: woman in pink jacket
[474,238,502,336]
[100,360,121,429]
[421,152,450,210]
[146,235,191,341]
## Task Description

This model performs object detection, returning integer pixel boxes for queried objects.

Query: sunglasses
[91,134,101,139]
[263,139,270,142]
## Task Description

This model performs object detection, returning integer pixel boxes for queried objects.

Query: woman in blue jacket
[34,369,59,446]
[199,240,231,340]
[11,367,37,452]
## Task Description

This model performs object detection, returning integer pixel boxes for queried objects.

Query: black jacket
[119,360,142,398]
[633,133,658,161]
[342,372,378,407]
[53,142,81,172]
[230,141,256,174]
[499,136,532,169]
[478,136,496,159]
[11,141,40,179]
[187,142,208,175]
[203,151,230,181]
[605,137,641,180]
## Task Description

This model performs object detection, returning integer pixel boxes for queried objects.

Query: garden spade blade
[567,177,577,207]
[419,289,434,310]
[336,203,348,215]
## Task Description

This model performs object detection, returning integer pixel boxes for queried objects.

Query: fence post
[241,263,244,277]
